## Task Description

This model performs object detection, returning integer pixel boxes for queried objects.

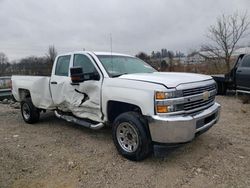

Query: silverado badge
[203,91,210,101]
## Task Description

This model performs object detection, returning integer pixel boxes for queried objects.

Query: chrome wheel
[22,103,30,120]
[116,122,139,153]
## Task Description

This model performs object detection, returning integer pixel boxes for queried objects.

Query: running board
[54,110,104,130]
[236,90,250,95]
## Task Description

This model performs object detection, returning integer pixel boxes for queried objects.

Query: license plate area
[196,112,217,129]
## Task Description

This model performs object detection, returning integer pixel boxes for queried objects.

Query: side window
[240,55,250,68]
[73,54,98,74]
[55,55,71,76]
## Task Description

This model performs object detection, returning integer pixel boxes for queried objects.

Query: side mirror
[70,67,85,83]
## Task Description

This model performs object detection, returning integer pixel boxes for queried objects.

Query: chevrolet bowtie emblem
[203,91,210,101]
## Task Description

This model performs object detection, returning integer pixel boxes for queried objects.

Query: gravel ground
[0,96,250,188]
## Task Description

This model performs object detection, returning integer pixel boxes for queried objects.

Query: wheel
[21,98,40,124]
[112,112,152,161]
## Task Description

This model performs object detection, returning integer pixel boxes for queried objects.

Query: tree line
[0,46,57,76]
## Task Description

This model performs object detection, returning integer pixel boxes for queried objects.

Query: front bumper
[147,102,221,144]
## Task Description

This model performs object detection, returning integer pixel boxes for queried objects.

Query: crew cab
[12,51,221,161]
[213,54,250,95]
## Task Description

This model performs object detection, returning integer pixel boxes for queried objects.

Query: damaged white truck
[12,51,221,161]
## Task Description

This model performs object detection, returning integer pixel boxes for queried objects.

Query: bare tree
[46,45,57,65]
[160,60,168,71]
[0,52,8,64]
[0,52,9,76]
[136,52,151,63]
[168,51,174,71]
[202,12,250,71]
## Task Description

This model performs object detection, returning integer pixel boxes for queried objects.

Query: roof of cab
[93,51,134,57]
[57,51,134,58]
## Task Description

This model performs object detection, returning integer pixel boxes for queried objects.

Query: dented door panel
[50,53,103,122]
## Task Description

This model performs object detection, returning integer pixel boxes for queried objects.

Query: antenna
[110,33,112,55]
[110,33,113,73]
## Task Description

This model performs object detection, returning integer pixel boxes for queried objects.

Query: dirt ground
[0,96,250,188]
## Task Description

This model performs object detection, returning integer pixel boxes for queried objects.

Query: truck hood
[119,72,212,88]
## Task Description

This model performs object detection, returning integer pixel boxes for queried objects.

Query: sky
[0,0,250,61]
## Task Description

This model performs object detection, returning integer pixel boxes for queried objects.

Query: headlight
[155,92,166,100]
[155,90,183,114]
[155,90,182,100]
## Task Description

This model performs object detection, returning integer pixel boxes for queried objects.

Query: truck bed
[12,76,55,109]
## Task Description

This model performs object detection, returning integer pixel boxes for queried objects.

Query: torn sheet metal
[52,79,103,122]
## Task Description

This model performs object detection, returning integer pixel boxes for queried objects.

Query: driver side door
[71,53,103,122]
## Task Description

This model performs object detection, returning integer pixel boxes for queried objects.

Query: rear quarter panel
[12,76,55,109]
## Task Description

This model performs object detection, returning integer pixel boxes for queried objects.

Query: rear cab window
[55,55,71,76]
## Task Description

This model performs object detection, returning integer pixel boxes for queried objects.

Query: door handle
[50,81,57,84]
[237,70,242,73]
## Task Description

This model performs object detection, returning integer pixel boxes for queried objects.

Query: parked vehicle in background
[0,76,11,89]
[0,77,12,99]
[213,54,250,95]
[12,51,221,161]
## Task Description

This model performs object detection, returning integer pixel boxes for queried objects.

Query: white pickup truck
[12,51,221,161]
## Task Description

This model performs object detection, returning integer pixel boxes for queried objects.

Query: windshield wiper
[112,73,128,78]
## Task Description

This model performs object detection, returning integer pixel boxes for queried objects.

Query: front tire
[112,112,152,161]
[21,98,40,124]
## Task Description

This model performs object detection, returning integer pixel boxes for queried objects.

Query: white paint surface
[12,51,214,123]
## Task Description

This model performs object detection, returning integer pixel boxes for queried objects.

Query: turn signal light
[156,105,168,113]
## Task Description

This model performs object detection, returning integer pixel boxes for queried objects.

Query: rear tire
[112,112,152,161]
[21,98,40,124]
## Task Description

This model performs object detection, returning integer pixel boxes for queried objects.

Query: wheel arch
[106,100,143,123]
[18,88,31,101]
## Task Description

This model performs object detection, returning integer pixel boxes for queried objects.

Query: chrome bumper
[148,102,221,143]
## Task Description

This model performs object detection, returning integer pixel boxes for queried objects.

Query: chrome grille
[184,96,215,111]
[182,83,216,113]
[183,84,216,97]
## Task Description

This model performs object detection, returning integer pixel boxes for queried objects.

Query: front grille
[184,96,215,111]
[182,83,216,113]
[183,84,216,97]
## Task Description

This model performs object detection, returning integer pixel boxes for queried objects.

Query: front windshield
[97,55,156,77]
